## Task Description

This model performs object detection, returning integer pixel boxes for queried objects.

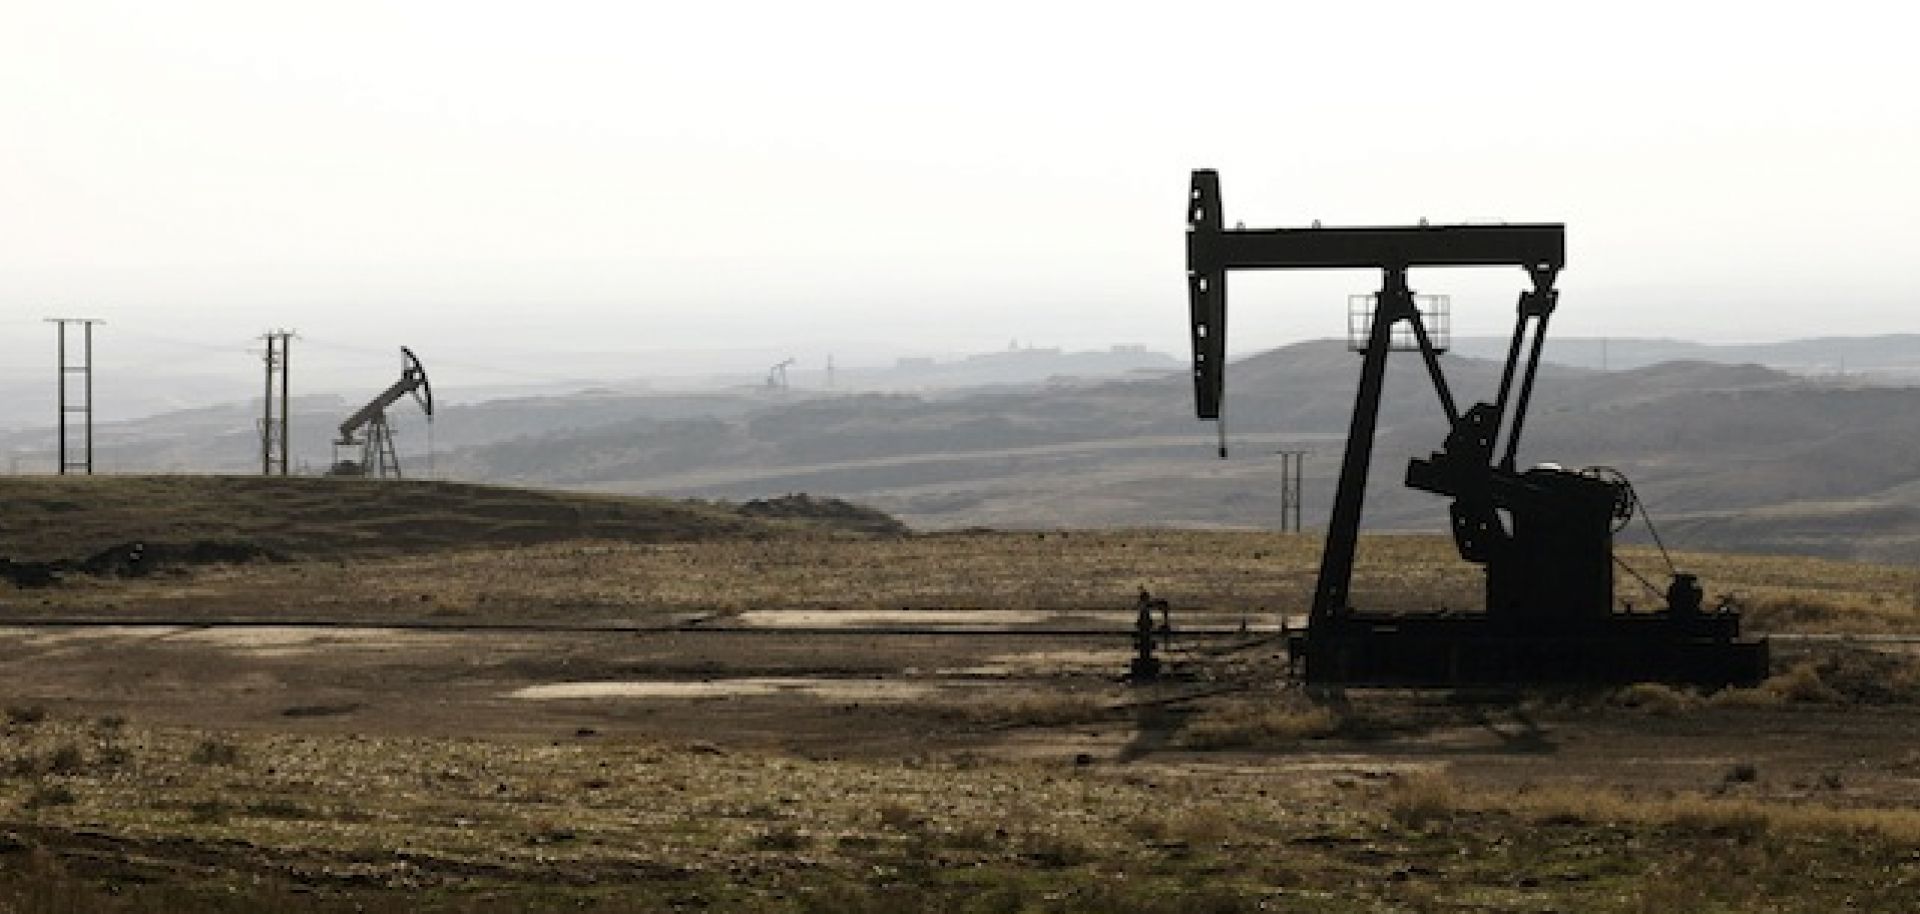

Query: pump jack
[329,347,433,479]
[766,357,796,392]
[1186,170,1766,686]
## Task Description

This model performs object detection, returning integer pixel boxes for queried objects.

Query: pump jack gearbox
[1186,170,1767,687]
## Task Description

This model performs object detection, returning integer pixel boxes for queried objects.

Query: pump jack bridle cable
[1630,483,1679,577]
[1586,466,1679,603]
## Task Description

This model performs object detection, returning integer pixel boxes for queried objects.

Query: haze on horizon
[3,0,1917,398]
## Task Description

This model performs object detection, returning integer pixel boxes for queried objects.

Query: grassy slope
[0,475,873,563]
[2,484,1919,910]
[2,703,1918,912]
[11,522,1918,634]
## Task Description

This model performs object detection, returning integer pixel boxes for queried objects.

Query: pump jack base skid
[1294,611,1769,688]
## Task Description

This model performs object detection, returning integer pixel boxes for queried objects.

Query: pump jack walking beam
[1186,169,1565,626]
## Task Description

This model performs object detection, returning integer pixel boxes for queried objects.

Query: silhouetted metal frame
[1186,169,1564,625]
[336,347,432,479]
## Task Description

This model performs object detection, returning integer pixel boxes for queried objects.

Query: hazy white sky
[3,0,1917,388]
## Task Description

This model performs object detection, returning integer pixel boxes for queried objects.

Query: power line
[299,336,585,384]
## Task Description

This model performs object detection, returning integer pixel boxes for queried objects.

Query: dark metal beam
[1193,224,1565,272]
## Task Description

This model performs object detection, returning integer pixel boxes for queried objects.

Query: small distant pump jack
[330,347,433,479]
[766,358,796,392]
[1185,170,1767,686]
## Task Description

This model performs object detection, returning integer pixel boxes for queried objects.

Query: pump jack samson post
[1186,170,1766,686]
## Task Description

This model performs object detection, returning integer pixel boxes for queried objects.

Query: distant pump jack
[330,347,433,479]
[766,357,796,392]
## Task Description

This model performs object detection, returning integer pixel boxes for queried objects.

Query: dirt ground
[4,531,1920,910]
[3,620,1915,807]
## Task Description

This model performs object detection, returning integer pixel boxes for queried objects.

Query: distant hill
[10,336,1920,563]
[1449,334,1920,379]
[423,340,1920,563]
[0,345,1183,473]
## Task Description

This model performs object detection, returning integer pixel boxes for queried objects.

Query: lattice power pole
[46,317,104,475]
[1277,449,1307,532]
[260,330,295,476]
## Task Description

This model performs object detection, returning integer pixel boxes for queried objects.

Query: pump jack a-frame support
[1187,170,1767,686]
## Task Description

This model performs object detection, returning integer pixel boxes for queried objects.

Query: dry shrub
[875,801,920,830]
[1164,805,1235,846]
[1610,682,1701,715]
[5,706,49,726]
[1017,828,1093,867]
[1769,660,1847,703]
[6,741,95,779]
[1806,650,1920,704]
[1126,814,1170,843]
[1384,771,1458,829]
[244,799,315,820]
[1666,795,1770,838]
[1128,805,1236,847]
[188,738,242,766]
[186,799,231,824]
[1741,595,1844,631]
[1181,703,1338,750]
[928,823,1000,851]
[23,784,75,810]
[751,823,811,851]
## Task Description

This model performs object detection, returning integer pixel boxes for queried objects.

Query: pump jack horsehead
[1185,170,1767,687]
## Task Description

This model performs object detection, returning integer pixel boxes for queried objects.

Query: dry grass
[1598,650,1920,715]
[18,520,1920,638]
[1485,782,1920,845]
[0,475,861,564]
[1383,770,1458,828]
[1179,698,1340,749]
[1360,764,1920,845]
[0,703,1915,912]
[9,479,1920,910]
[1651,546,1920,634]
[0,713,1303,910]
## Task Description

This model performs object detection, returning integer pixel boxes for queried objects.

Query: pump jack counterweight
[1186,170,1767,687]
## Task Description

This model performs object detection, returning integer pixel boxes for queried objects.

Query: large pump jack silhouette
[1186,170,1766,686]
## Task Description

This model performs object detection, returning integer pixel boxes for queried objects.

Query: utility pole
[1277,449,1307,532]
[46,317,103,475]
[260,330,295,475]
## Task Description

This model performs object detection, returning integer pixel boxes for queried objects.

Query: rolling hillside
[427,341,1920,562]
[8,338,1920,562]
[0,475,901,565]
